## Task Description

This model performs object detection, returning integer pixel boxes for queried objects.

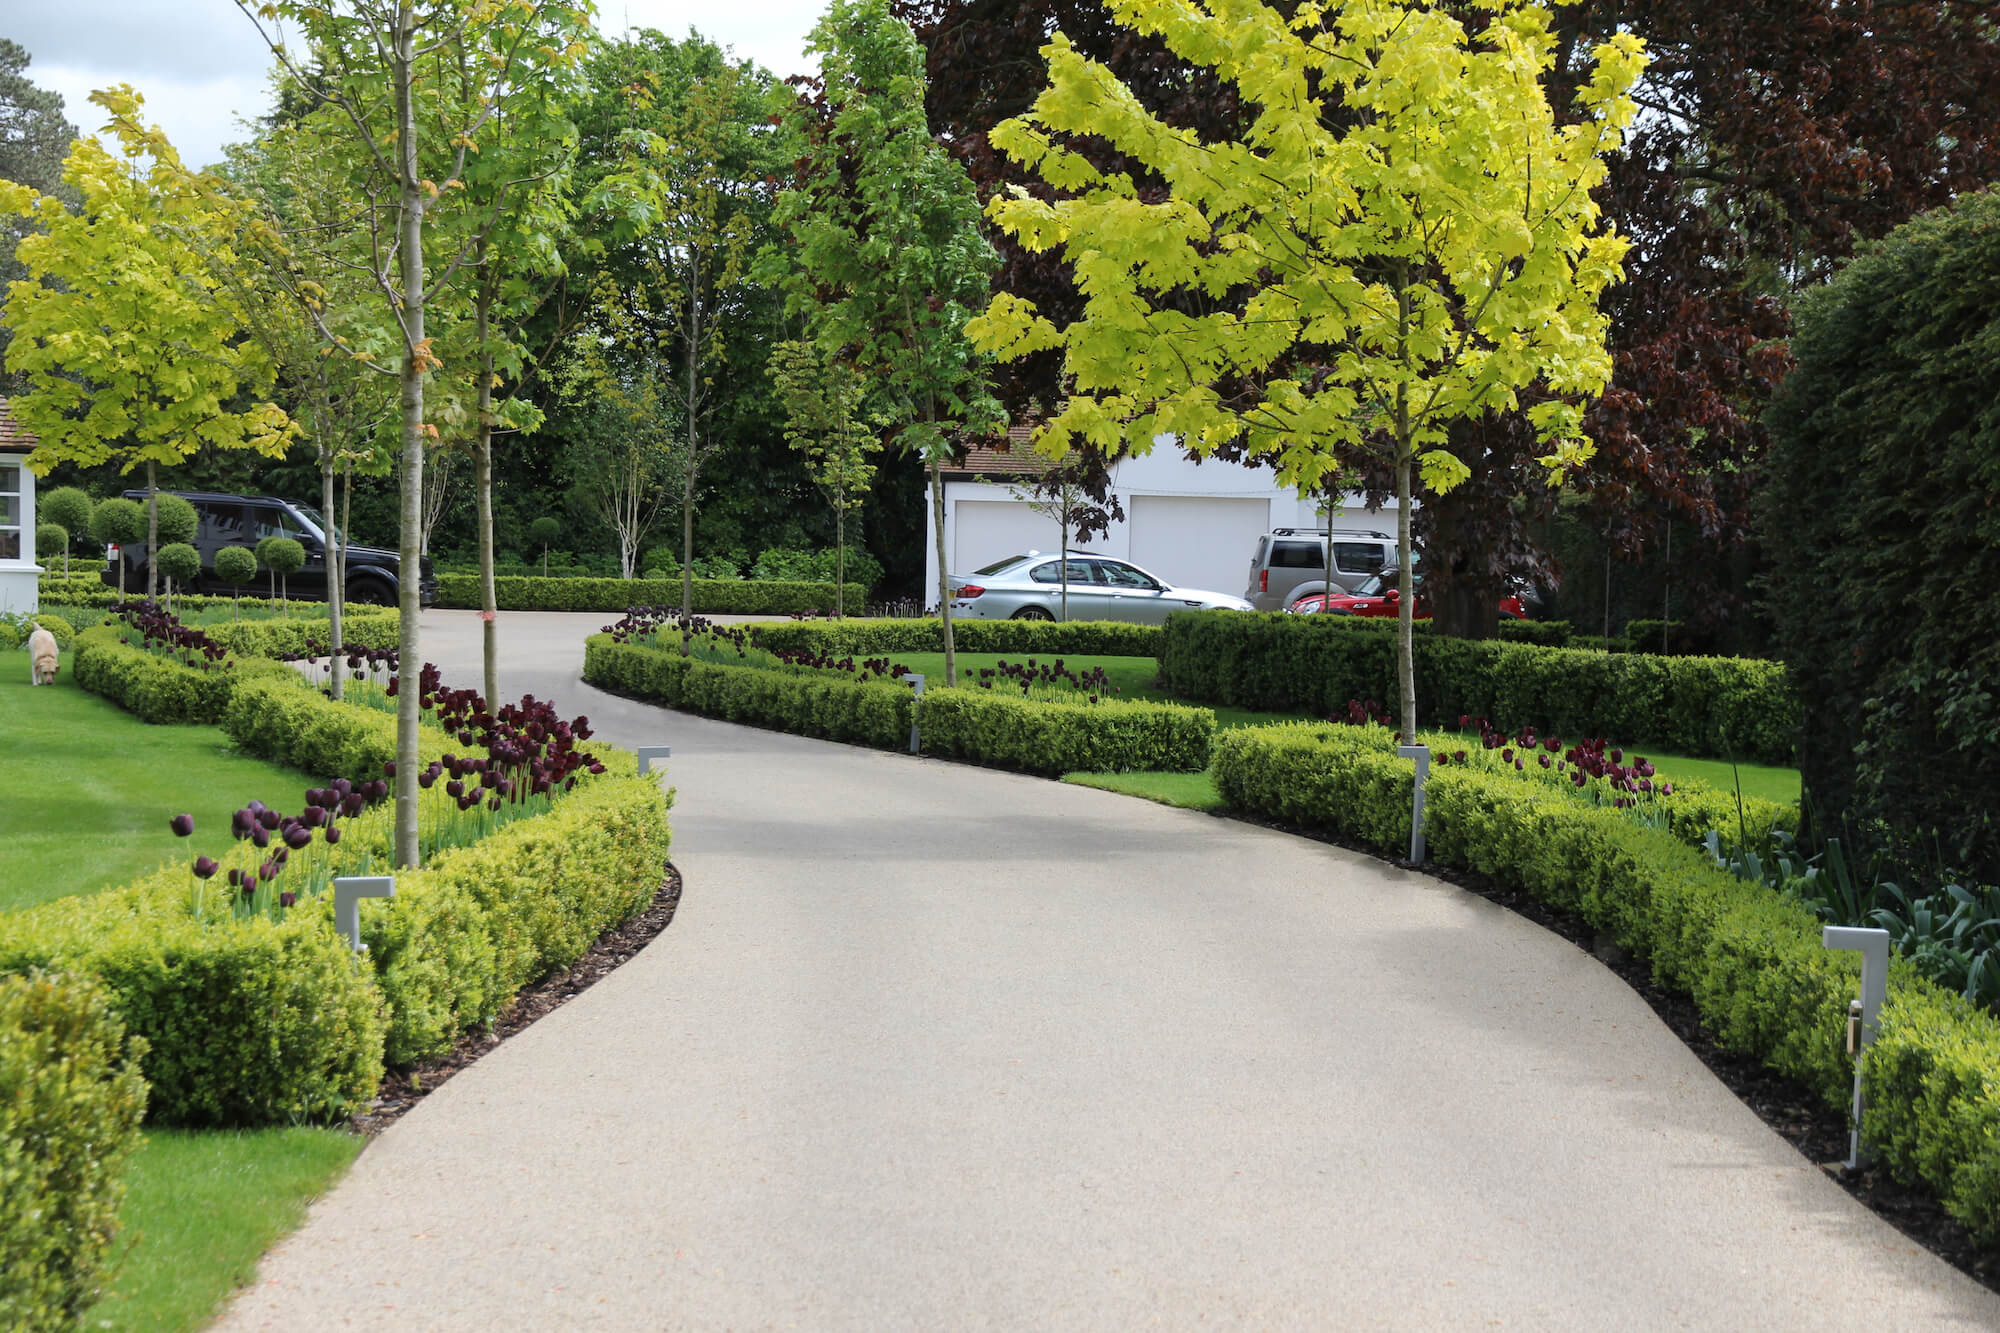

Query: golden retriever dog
[27,626,59,685]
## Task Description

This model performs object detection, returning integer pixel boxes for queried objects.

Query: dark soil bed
[1226,807,2000,1295]
[349,864,680,1136]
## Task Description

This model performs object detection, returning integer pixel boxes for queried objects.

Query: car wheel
[346,578,396,607]
[1011,605,1054,621]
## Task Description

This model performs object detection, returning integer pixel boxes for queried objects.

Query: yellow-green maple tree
[1,89,292,596]
[968,0,1645,734]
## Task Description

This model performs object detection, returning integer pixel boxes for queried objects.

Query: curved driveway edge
[215,611,2000,1330]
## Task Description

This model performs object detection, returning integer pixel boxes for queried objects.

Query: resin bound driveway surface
[218,610,2000,1330]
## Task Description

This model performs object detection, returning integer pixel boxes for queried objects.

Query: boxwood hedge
[436,573,866,615]
[1213,722,2000,1243]
[1163,612,1797,765]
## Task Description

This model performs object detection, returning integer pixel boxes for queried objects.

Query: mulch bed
[347,864,680,1137]
[1225,806,2000,1295]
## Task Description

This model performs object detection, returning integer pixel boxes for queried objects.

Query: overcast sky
[8,1,830,172]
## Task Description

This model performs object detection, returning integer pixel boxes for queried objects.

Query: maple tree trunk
[476,265,498,708]
[931,457,955,686]
[392,6,426,869]
[323,448,342,701]
[144,461,158,602]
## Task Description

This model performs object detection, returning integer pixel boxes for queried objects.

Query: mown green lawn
[83,1128,363,1332]
[0,667,320,912]
[2,656,366,1331]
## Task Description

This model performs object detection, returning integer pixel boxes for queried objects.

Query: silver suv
[1245,528,1404,611]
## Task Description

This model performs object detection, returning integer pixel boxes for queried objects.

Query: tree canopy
[968,0,1644,731]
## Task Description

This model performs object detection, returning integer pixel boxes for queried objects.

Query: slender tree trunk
[392,4,427,869]
[1661,521,1671,654]
[476,261,499,708]
[834,508,846,617]
[1060,521,1069,622]
[931,455,955,686]
[679,283,701,656]
[1396,455,1417,740]
[679,461,696,656]
[323,448,342,701]
[145,460,159,601]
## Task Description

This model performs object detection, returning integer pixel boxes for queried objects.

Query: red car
[1287,568,1526,619]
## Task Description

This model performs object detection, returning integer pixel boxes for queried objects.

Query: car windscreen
[291,503,338,545]
[973,555,1033,576]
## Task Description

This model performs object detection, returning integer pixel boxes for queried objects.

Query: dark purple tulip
[446,779,465,799]
[232,808,253,838]
[324,825,342,845]
[227,867,244,888]
[481,770,498,789]
[1538,754,1551,769]
[284,826,311,850]
[250,826,271,849]
[489,795,501,811]
[1572,771,1587,787]
[241,880,256,899]
[273,848,289,867]
[333,778,353,796]
[279,891,297,908]
[260,859,278,882]
[169,813,195,837]
[1454,751,1466,763]
[385,677,399,697]
[1660,783,1674,796]
[258,808,280,830]
[419,770,436,789]
[382,760,397,778]
[458,729,476,746]
[301,806,325,828]
[193,855,219,879]
[588,762,605,775]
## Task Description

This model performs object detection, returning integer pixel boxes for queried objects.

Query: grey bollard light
[333,875,395,953]
[1823,924,1891,1169]
[905,673,926,754]
[635,745,672,775]
[1396,744,1431,864]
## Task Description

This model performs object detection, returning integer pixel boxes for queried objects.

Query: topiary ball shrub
[35,523,66,561]
[38,487,94,549]
[151,493,198,547]
[214,545,257,586]
[258,537,306,602]
[156,542,201,603]
[88,499,146,592]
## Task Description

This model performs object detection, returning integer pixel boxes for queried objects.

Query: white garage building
[923,432,1406,605]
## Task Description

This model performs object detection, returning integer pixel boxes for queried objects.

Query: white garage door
[1127,496,1272,595]
[952,500,1067,575]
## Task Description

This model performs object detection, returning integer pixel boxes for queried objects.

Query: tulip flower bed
[1212,721,2000,1244]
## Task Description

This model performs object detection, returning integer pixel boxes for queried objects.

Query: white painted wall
[924,444,1405,606]
[0,456,41,616]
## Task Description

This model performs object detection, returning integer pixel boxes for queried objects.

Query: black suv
[102,490,436,607]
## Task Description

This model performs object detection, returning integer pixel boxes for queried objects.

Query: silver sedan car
[948,553,1254,624]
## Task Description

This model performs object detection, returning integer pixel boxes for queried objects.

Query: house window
[0,461,22,562]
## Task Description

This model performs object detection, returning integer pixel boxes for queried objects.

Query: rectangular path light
[1397,744,1431,864]
[333,875,395,953]
[1822,925,1891,1170]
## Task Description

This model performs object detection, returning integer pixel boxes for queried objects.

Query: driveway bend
[217,611,1999,1330]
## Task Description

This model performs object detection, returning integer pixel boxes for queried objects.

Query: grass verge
[1064,769,1225,811]
[0,669,318,912]
[82,1128,363,1332]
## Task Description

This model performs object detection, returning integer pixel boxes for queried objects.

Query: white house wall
[925,445,1406,607]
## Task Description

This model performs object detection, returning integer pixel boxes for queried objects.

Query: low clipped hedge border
[585,634,1214,774]
[1212,723,2000,1242]
[0,972,150,1332]
[918,689,1213,775]
[436,573,866,615]
[746,617,1165,658]
[1163,612,1797,765]
[0,757,669,1125]
[68,612,402,727]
